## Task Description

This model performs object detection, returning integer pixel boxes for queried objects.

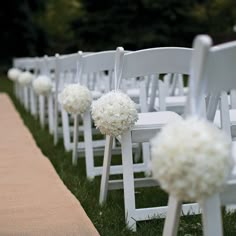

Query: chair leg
[54,100,58,145]
[29,88,37,116]
[201,194,223,236]
[121,130,137,231]
[61,109,71,151]
[48,94,54,135]
[39,95,45,128]
[72,114,79,166]
[83,111,95,180]
[99,135,113,205]
[162,196,182,236]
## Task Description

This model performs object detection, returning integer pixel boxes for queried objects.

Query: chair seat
[154,96,186,108]
[131,111,182,142]
[92,90,103,99]
[134,111,182,130]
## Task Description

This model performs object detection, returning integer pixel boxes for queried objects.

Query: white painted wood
[230,90,236,109]
[83,111,95,180]
[120,48,192,79]
[47,94,54,135]
[29,87,37,117]
[148,74,159,112]
[107,177,158,190]
[163,196,182,236]
[73,50,123,178]
[99,135,113,204]
[134,203,200,221]
[220,179,236,204]
[167,35,236,236]
[54,54,60,145]
[121,130,137,231]
[72,114,79,166]
[61,109,71,151]
[99,46,197,231]
[220,92,231,136]
[201,194,223,236]
[39,95,45,128]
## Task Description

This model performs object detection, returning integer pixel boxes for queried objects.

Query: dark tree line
[0,0,47,68]
[0,0,236,71]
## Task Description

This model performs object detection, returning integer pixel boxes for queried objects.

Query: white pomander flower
[151,116,233,201]
[58,84,92,115]
[7,68,22,81]
[91,90,138,136]
[18,71,34,86]
[33,75,53,96]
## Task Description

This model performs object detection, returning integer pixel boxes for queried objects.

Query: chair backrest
[116,47,193,112]
[55,52,82,93]
[187,35,236,138]
[78,50,118,92]
[13,57,37,73]
[56,53,80,74]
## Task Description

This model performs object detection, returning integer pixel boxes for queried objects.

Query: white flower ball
[91,90,138,136]
[18,71,34,86]
[58,84,92,115]
[151,117,233,201]
[33,75,53,96]
[7,68,22,81]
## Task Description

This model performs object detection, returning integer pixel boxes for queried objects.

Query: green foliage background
[0,0,236,70]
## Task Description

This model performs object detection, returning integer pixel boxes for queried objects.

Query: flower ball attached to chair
[151,116,233,201]
[58,84,92,115]
[91,90,138,137]
[18,71,34,86]
[7,68,22,81]
[33,75,53,96]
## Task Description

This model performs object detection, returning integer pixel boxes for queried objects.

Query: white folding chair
[43,56,57,135]
[14,57,39,117]
[163,35,236,236]
[36,57,52,129]
[13,58,31,107]
[54,52,82,149]
[99,46,199,231]
[73,50,130,179]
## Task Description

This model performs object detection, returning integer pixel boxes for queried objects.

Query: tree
[0,0,47,68]
[71,0,204,51]
[36,0,81,54]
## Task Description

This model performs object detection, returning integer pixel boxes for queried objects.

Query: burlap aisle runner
[0,94,99,236]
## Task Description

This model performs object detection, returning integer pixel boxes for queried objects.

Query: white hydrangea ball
[91,90,138,136]
[7,68,22,81]
[33,75,53,96]
[18,71,34,86]
[151,117,233,201]
[58,84,92,115]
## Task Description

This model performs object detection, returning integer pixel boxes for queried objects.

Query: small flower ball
[58,84,92,115]
[151,117,233,201]
[91,90,138,136]
[33,75,53,96]
[7,68,22,81]
[18,71,34,86]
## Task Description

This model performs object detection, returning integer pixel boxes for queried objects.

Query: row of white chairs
[12,34,236,235]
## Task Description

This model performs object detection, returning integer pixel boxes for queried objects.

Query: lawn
[1,76,236,236]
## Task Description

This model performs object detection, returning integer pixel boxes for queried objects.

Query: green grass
[1,76,236,235]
